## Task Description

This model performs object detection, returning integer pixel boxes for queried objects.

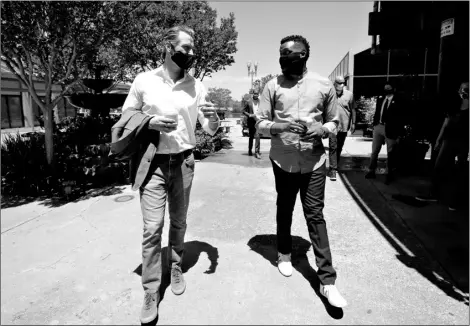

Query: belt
[154,149,193,162]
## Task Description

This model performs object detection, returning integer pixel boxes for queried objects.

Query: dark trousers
[431,139,469,207]
[248,127,260,154]
[271,159,337,285]
[328,132,347,171]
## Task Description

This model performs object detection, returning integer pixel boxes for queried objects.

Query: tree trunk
[44,106,55,168]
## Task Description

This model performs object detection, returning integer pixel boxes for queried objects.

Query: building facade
[1,62,76,133]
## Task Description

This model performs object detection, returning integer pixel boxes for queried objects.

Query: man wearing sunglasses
[256,34,347,308]
[327,76,356,181]
[121,25,220,323]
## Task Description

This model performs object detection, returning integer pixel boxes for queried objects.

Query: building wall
[1,72,76,133]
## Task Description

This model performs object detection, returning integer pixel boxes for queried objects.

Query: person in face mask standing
[243,91,262,158]
[121,25,220,324]
[256,35,347,308]
[365,82,404,184]
[327,76,357,181]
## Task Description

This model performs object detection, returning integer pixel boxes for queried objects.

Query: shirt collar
[155,65,190,85]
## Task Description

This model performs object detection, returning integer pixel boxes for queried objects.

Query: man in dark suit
[243,91,261,159]
[365,82,404,184]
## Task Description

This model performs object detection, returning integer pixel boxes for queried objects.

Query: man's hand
[148,116,178,133]
[299,125,329,142]
[271,121,306,135]
[350,123,356,134]
[199,102,219,121]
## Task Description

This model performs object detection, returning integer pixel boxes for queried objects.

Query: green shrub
[193,121,232,160]
[1,115,126,198]
[355,96,377,129]
[1,115,231,198]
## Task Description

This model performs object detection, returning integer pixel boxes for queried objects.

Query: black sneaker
[327,169,337,181]
[170,266,186,295]
[140,292,158,324]
[248,151,253,156]
[365,171,376,179]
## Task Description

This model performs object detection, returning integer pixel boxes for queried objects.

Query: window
[1,95,24,129]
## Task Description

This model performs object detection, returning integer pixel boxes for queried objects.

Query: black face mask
[171,51,195,70]
[279,52,306,76]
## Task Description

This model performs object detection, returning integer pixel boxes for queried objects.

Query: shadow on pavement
[247,234,344,319]
[339,171,469,306]
[134,240,219,322]
[202,149,273,168]
[1,183,126,209]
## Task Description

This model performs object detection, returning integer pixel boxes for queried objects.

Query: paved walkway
[1,121,468,325]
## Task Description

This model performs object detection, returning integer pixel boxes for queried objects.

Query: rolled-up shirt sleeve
[322,85,339,135]
[256,81,276,134]
[197,84,220,136]
[122,74,144,112]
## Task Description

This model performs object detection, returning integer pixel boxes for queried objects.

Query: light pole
[247,61,259,92]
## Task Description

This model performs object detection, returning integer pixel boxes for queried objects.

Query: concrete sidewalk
[1,122,468,325]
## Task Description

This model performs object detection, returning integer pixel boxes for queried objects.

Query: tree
[113,1,238,82]
[1,1,146,167]
[207,87,233,109]
[1,1,238,167]
[231,100,243,113]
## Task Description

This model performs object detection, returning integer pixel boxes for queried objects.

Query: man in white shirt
[121,25,220,323]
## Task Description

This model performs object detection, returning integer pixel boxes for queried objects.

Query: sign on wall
[440,18,455,38]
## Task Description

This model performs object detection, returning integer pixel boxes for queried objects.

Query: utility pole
[247,61,258,92]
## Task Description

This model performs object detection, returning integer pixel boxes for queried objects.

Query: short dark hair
[384,81,395,88]
[280,35,310,60]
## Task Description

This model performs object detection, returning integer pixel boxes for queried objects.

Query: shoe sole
[171,282,186,295]
[319,288,348,308]
[278,266,292,277]
[278,269,292,277]
[140,313,158,324]
[330,177,337,181]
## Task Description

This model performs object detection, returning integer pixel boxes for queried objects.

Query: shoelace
[144,293,154,308]
[172,268,182,283]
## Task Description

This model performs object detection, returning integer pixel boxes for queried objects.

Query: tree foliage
[1,1,238,167]
[1,1,146,166]
[207,87,233,109]
[114,1,238,82]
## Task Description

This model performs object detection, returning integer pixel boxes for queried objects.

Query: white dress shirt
[122,66,220,154]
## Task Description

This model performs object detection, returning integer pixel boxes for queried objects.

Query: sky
[202,1,374,101]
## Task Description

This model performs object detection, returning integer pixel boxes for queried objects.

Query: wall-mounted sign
[441,18,455,38]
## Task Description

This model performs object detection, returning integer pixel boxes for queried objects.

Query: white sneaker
[277,253,293,277]
[319,284,348,308]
